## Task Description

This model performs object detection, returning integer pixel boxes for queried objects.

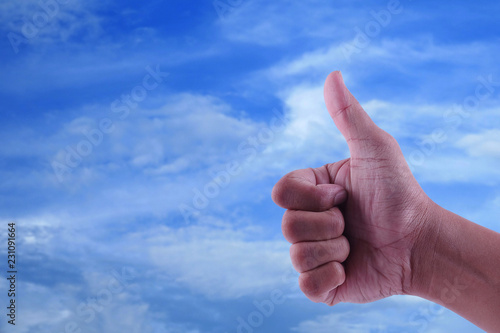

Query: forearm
[410,203,500,332]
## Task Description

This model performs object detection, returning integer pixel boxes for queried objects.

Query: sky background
[0,0,499,332]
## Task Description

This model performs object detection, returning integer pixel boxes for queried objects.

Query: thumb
[324,71,387,157]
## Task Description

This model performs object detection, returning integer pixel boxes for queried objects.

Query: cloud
[248,84,345,174]
[290,296,482,333]
[463,194,500,232]
[0,273,159,333]
[147,225,291,300]
[266,37,500,81]
[51,93,258,172]
[413,128,500,185]
[1,0,105,51]
[0,92,271,223]
[0,1,499,332]
[0,214,294,331]
[266,43,346,81]
[0,281,75,333]
[456,129,500,158]
[253,36,500,186]
[216,1,345,46]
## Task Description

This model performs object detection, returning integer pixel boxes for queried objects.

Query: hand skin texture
[272,71,500,332]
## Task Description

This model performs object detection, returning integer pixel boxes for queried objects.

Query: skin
[272,71,500,332]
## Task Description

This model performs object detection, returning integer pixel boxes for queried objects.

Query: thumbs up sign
[272,71,435,305]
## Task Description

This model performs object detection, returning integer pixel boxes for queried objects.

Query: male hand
[272,71,434,305]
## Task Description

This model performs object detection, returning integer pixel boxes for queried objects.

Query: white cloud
[64,117,99,135]
[263,37,500,95]
[267,44,347,79]
[407,149,500,185]
[146,157,191,175]
[463,194,500,232]
[1,0,105,49]
[291,296,482,333]
[106,93,258,171]
[1,2,499,332]
[255,37,500,185]
[456,129,500,158]
[148,225,291,300]
[0,93,268,227]
[0,282,74,332]
[408,128,500,185]
[243,84,347,177]
[0,276,158,333]
[217,1,343,46]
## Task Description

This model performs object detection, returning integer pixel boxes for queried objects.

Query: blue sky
[0,0,499,332]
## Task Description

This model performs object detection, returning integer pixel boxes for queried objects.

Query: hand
[272,71,435,305]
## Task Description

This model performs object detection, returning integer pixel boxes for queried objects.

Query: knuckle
[299,272,320,297]
[378,129,399,148]
[313,243,329,262]
[281,210,298,243]
[328,208,345,236]
[337,236,350,262]
[330,262,346,286]
[289,244,301,268]
[272,172,296,206]
[271,181,287,206]
[290,243,312,272]
[272,171,307,209]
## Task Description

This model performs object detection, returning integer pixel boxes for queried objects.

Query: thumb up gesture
[272,71,433,305]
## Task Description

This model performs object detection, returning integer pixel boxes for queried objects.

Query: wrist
[404,199,445,297]
[404,201,500,332]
